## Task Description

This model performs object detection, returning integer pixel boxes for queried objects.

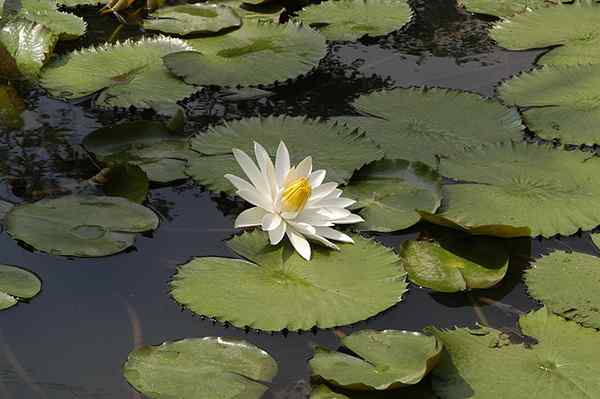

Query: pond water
[1,0,599,398]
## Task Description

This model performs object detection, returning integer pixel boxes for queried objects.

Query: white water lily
[225,141,364,260]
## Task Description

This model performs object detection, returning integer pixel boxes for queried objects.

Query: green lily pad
[498,64,600,145]
[143,4,242,36]
[171,230,407,331]
[459,0,564,18]
[83,120,192,183]
[491,2,600,66]
[343,159,442,232]
[400,235,509,293]
[40,36,196,112]
[592,233,600,249]
[0,264,41,311]
[525,251,600,329]
[98,164,149,203]
[429,307,600,399]
[297,0,412,41]
[5,195,159,257]
[219,0,283,22]
[163,21,327,87]
[187,115,383,194]
[58,0,102,7]
[310,386,350,399]
[123,337,278,399]
[334,88,524,168]
[13,0,86,40]
[310,329,442,390]
[0,85,25,128]
[434,142,600,238]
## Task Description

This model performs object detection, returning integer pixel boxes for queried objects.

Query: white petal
[317,197,356,208]
[237,189,273,212]
[333,214,365,224]
[224,174,255,192]
[318,207,351,220]
[289,221,316,236]
[287,228,312,260]
[235,207,267,228]
[269,220,286,245]
[308,170,326,188]
[253,142,278,198]
[308,182,338,203]
[307,233,339,250]
[262,213,282,231]
[294,209,335,227]
[233,148,269,195]
[315,227,354,243]
[295,156,313,178]
[275,141,290,187]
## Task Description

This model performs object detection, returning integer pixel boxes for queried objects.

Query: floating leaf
[143,4,242,36]
[343,159,442,232]
[40,37,196,111]
[335,88,523,168]
[96,164,149,203]
[187,115,383,194]
[0,264,41,311]
[435,142,600,238]
[491,2,600,66]
[83,120,192,183]
[163,21,327,87]
[400,235,509,293]
[123,337,278,399]
[430,307,600,399]
[171,230,407,331]
[459,0,564,18]
[15,0,86,39]
[498,64,600,145]
[0,85,25,128]
[310,386,350,399]
[58,0,102,7]
[6,195,159,257]
[592,233,600,249]
[297,0,412,41]
[525,251,600,329]
[310,329,441,390]
[220,0,283,22]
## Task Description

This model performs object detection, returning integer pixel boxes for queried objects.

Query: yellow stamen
[281,177,311,213]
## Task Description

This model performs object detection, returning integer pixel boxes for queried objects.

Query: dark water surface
[1,1,597,398]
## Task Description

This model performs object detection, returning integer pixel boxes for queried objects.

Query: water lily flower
[225,141,364,260]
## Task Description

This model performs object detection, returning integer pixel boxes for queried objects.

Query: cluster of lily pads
[2,0,600,398]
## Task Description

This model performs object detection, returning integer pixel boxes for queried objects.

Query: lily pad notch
[0,264,42,311]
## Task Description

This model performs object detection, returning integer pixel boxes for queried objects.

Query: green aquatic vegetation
[0,85,25,128]
[335,88,524,168]
[186,115,383,194]
[309,329,442,390]
[343,159,442,232]
[310,386,350,399]
[171,230,407,331]
[12,0,87,40]
[297,0,412,41]
[163,21,327,87]
[430,307,600,399]
[94,163,150,203]
[0,264,41,311]
[459,0,565,18]
[123,337,278,399]
[143,4,242,36]
[217,0,284,22]
[525,250,600,329]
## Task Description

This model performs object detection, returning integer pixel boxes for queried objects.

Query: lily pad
[297,0,412,41]
[40,36,196,112]
[171,230,407,331]
[143,4,242,36]
[163,21,327,87]
[83,120,192,183]
[5,195,159,257]
[400,235,509,293]
[498,64,600,145]
[123,337,278,399]
[334,88,524,168]
[343,159,442,232]
[0,264,41,311]
[310,386,350,399]
[459,0,564,18]
[434,142,600,238]
[429,307,600,399]
[592,233,600,249]
[187,115,383,194]
[0,85,25,128]
[525,251,600,329]
[310,329,442,390]
[58,0,102,7]
[220,0,283,22]
[96,164,150,203]
[491,2,600,66]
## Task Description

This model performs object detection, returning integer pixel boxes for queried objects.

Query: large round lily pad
[143,4,242,36]
[310,386,350,399]
[491,2,600,66]
[459,0,564,18]
[6,195,159,257]
[123,337,278,399]
[40,36,196,112]
[429,307,600,399]
[343,159,442,232]
[498,64,600,145]
[297,0,412,41]
[0,264,41,311]
[400,236,509,293]
[163,21,327,87]
[171,231,407,331]
[525,251,600,329]
[186,115,383,194]
[16,0,87,40]
[310,329,442,390]
[334,88,523,168]
[434,142,600,238]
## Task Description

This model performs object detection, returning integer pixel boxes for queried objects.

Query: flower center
[281,177,311,213]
